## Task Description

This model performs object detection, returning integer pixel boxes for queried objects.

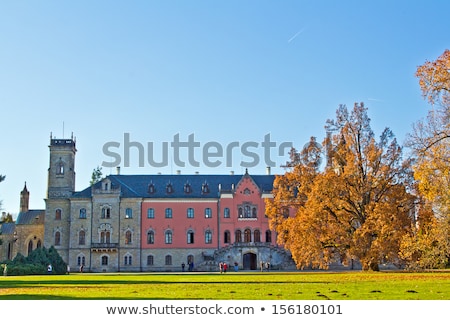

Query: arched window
[125,230,132,244]
[187,230,194,244]
[254,229,261,242]
[55,209,62,220]
[205,230,212,244]
[77,255,86,266]
[36,240,42,249]
[54,231,61,246]
[7,243,12,260]
[100,231,111,243]
[101,255,108,266]
[244,228,252,242]
[124,255,132,265]
[244,205,251,218]
[165,230,172,244]
[224,230,230,244]
[252,207,257,218]
[265,230,272,243]
[235,230,242,243]
[57,160,64,175]
[79,230,86,245]
[147,255,154,265]
[238,207,243,218]
[147,230,154,244]
[101,207,111,219]
[28,240,33,255]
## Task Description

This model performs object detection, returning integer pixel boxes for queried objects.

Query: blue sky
[0,0,448,216]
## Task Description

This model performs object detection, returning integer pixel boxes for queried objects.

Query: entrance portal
[243,252,257,270]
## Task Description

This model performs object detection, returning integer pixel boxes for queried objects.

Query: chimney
[116,166,121,175]
[176,170,181,175]
[266,167,271,175]
[230,171,234,175]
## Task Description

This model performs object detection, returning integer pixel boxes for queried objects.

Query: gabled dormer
[92,177,120,195]
[234,169,261,197]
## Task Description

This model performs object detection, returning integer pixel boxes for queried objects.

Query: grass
[0,271,449,300]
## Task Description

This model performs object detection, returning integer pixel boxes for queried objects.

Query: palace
[1,135,295,272]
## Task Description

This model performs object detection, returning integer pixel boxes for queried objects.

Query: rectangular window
[205,208,212,218]
[165,231,172,244]
[165,208,172,218]
[187,231,194,244]
[147,208,155,219]
[205,231,212,244]
[125,208,133,219]
[187,208,194,218]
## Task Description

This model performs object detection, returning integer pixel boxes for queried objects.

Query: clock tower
[44,133,77,261]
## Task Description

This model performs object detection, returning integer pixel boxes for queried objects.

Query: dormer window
[201,182,210,194]
[101,179,111,191]
[184,182,192,194]
[148,182,155,194]
[166,182,173,194]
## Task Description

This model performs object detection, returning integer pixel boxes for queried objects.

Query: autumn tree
[407,49,450,216]
[266,103,415,271]
[399,199,449,270]
[401,49,450,268]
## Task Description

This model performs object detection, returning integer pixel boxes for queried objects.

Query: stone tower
[44,133,77,262]
[20,182,30,213]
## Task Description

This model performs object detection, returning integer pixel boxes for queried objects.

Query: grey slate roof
[0,222,16,235]
[72,173,275,199]
[15,210,45,225]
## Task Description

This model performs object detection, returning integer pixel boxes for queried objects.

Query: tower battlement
[50,139,76,147]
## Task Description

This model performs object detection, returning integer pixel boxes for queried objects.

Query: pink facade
[140,174,276,251]
[218,175,274,247]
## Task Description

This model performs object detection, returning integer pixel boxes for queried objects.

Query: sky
[0,0,448,217]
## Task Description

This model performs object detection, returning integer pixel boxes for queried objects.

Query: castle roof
[15,210,45,225]
[0,222,16,235]
[72,173,275,199]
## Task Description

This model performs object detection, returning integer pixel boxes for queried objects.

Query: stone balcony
[91,242,119,252]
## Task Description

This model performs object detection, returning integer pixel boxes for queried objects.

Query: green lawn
[1,271,449,300]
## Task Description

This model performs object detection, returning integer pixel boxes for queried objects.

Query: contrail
[288,27,305,43]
